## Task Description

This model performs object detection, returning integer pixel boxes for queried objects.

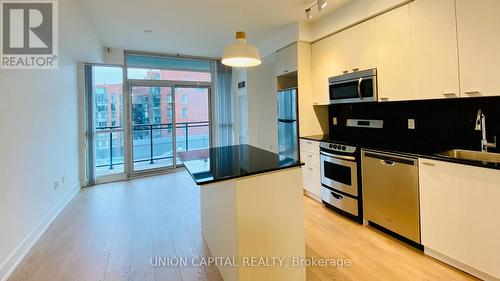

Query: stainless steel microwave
[328,68,377,104]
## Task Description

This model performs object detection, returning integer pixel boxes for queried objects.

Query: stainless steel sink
[436,149,500,163]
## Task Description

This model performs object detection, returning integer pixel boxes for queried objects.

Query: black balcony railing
[95,121,210,170]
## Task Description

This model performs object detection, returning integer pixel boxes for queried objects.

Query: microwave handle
[357,77,363,99]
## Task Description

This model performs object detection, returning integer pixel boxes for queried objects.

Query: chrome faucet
[475,109,497,152]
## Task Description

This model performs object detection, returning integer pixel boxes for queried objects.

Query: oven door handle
[320,151,356,161]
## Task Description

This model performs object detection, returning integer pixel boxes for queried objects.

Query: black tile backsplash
[329,97,500,153]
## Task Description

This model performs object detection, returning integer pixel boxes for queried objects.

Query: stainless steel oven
[329,68,377,104]
[319,141,362,222]
[320,151,358,197]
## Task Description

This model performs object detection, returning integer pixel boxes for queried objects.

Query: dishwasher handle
[364,151,417,166]
[381,160,396,166]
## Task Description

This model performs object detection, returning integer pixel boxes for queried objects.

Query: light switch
[332,117,338,125]
[408,119,415,130]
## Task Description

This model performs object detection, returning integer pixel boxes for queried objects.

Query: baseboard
[424,247,500,281]
[0,186,80,281]
[303,190,321,202]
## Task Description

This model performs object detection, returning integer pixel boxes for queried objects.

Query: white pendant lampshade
[222,31,261,67]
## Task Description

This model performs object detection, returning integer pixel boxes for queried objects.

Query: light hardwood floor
[8,171,476,281]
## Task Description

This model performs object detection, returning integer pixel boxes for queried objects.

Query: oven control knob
[329,144,333,149]
[342,146,347,151]
[333,144,338,149]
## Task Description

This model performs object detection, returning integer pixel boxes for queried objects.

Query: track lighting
[318,0,328,11]
[305,0,328,19]
[305,8,312,20]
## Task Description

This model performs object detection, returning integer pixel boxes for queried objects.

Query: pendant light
[222,31,261,67]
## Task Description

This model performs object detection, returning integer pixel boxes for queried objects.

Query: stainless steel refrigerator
[277,88,299,162]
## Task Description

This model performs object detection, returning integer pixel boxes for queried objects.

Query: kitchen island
[177,145,305,281]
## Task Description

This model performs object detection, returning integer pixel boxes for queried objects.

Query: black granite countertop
[301,134,500,170]
[177,144,303,185]
[300,134,331,142]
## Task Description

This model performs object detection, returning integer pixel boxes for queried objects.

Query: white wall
[0,1,102,280]
[59,0,103,63]
[244,53,279,153]
[257,23,299,57]
[0,51,80,281]
[232,68,248,145]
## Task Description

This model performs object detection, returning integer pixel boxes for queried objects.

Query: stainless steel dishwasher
[361,149,420,243]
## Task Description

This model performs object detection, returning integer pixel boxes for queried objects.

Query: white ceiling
[77,0,351,58]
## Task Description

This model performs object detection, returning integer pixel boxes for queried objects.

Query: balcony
[95,121,210,176]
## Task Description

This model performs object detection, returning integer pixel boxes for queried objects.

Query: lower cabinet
[300,139,322,200]
[419,158,500,280]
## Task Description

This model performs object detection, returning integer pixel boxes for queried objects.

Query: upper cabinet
[350,19,376,72]
[311,30,349,105]
[375,5,413,102]
[276,43,298,76]
[410,0,460,100]
[311,24,377,105]
[456,0,500,97]
[310,0,500,103]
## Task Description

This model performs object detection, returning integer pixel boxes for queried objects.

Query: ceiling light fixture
[305,0,328,19]
[222,31,261,68]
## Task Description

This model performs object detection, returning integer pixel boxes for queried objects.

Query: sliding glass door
[86,65,127,183]
[174,86,210,163]
[130,84,175,172]
[85,54,214,184]
[129,84,211,173]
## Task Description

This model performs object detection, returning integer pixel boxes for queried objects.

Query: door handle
[381,160,395,166]
[331,192,343,200]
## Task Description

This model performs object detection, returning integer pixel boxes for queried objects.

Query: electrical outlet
[53,181,59,191]
[408,119,416,130]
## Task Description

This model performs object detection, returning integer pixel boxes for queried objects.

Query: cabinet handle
[421,162,436,166]
[307,154,313,157]
[307,167,314,171]
[443,92,456,97]
[464,90,481,95]
[379,97,389,101]
[343,70,349,74]
[306,141,312,144]
[284,69,289,73]
[352,68,359,72]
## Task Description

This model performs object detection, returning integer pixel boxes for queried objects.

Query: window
[126,54,212,82]
[182,108,188,118]
[182,95,188,105]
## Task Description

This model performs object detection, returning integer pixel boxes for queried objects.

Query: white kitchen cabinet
[311,30,350,105]
[276,43,298,76]
[300,139,321,199]
[456,0,500,97]
[300,138,320,154]
[375,5,413,102]
[349,19,376,72]
[410,0,460,100]
[419,159,500,280]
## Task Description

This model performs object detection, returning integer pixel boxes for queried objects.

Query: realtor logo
[1,0,58,69]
